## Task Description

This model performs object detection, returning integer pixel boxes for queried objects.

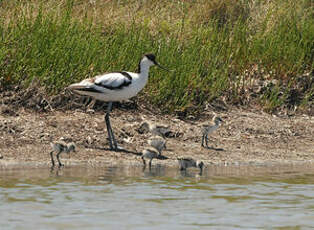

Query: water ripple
[1,165,314,229]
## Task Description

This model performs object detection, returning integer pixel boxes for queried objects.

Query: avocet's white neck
[139,63,151,77]
[138,56,155,76]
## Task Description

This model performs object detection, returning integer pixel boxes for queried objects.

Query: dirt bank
[0,102,313,169]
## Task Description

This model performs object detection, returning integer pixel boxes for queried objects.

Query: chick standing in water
[177,157,204,174]
[50,142,76,167]
[142,136,167,168]
[141,147,159,168]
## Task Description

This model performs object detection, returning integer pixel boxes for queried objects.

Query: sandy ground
[0,103,313,170]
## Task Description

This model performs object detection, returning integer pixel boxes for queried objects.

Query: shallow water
[1,164,314,229]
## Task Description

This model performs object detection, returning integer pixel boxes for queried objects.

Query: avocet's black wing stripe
[74,87,102,93]
[94,71,132,90]
[119,71,132,80]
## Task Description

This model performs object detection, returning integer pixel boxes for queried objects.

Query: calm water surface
[1,164,314,229]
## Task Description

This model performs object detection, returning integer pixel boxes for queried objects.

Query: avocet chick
[141,147,160,168]
[201,116,223,148]
[49,142,76,167]
[138,121,170,137]
[177,157,204,174]
[148,135,166,154]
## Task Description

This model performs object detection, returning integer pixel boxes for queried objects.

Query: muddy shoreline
[0,104,313,170]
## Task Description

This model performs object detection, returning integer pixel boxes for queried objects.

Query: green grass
[0,0,313,114]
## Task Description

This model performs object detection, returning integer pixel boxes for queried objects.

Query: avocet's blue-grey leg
[108,103,118,150]
[141,156,146,166]
[201,134,205,147]
[56,150,64,167]
[141,156,146,171]
[149,159,153,169]
[105,102,118,151]
[50,151,55,167]
[205,134,209,148]
[105,113,113,150]
[105,102,113,149]
[199,167,203,176]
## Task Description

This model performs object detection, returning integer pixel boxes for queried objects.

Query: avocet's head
[67,143,76,153]
[196,161,204,170]
[213,116,223,125]
[140,53,169,71]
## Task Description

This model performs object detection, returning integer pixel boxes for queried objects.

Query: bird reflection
[142,164,164,177]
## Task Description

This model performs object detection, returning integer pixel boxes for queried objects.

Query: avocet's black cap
[144,53,157,64]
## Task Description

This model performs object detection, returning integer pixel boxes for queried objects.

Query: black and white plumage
[49,142,76,167]
[201,116,223,148]
[177,157,204,174]
[142,135,167,168]
[68,53,168,151]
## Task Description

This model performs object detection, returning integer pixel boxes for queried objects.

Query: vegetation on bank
[0,0,313,114]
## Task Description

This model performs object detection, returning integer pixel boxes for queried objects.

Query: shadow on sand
[85,145,142,156]
[205,146,224,151]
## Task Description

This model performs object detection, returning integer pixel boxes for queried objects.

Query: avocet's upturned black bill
[144,54,169,72]
[67,53,167,151]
